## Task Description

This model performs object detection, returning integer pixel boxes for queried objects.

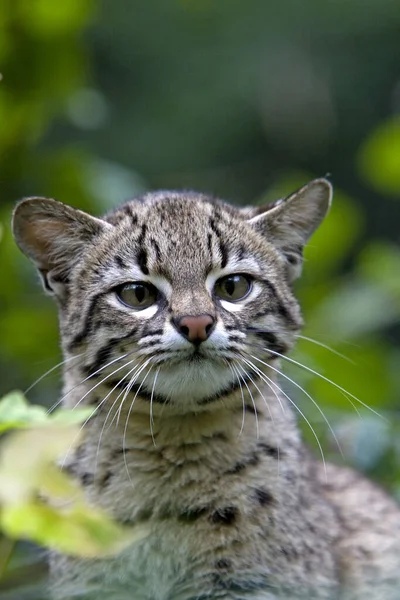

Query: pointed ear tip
[306,178,333,211]
[310,177,333,196]
[13,196,59,221]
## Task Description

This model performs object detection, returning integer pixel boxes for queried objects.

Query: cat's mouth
[147,344,232,367]
[134,348,236,404]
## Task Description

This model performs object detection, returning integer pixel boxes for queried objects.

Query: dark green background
[0,0,400,596]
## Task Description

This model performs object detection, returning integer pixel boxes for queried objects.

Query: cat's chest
[78,429,275,523]
[73,404,282,521]
[71,431,281,599]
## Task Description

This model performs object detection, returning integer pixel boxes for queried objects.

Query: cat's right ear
[12,197,110,297]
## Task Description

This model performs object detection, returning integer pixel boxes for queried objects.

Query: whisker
[235,356,282,476]
[238,355,286,417]
[149,368,160,448]
[259,348,385,421]
[115,360,152,428]
[231,362,259,439]
[94,360,147,473]
[227,362,246,436]
[50,354,138,416]
[246,353,344,459]
[295,334,355,364]
[241,356,327,479]
[47,349,138,414]
[123,363,154,486]
[235,358,275,425]
[24,353,83,395]
[60,358,142,471]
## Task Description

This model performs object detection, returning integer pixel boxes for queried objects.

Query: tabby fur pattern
[12,180,400,599]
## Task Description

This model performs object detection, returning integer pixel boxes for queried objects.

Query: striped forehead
[94,196,271,292]
[119,200,232,270]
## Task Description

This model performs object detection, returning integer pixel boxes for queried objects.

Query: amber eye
[214,274,252,302]
[116,282,158,309]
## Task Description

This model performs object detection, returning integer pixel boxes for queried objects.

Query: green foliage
[0,391,144,559]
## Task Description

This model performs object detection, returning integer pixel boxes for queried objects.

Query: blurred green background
[0,0,400,597]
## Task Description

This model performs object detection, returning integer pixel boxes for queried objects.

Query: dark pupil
[224,277,237,296]
[135,285,146,303]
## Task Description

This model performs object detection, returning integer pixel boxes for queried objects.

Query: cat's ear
[246,178,332,280]
[12,197,110,296]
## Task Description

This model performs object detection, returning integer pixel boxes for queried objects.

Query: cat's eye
[116,282,158,309]
[214,274,252,302]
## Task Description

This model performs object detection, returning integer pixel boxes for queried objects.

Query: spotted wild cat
[12,179,400,599]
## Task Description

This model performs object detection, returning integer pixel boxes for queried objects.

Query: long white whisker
[231,363,259,439]
[105,361,148,432]
[24,354,83,395]
[261,348,385,420]
[295,334,355,364]
[234,358,275,427]
[115,360,152,428]
[247,353,344,458]
[228,362,246,437]
[68,357,137,414]
[239,355,286,417]
[235,357,282,477]
[60,359,141,470]
[94,361,147,473]
[149,368,160,448]
[243,357,327,479]
[122,364,154,486]
[47,350,137,414]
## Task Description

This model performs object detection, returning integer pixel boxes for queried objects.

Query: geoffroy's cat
[12,179,400,599]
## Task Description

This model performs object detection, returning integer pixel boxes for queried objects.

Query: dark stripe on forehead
[136,223,149,275]
[150,238,161,263]
[209,216,228,269]
[137,248,149,275]
[207,233,213,257]
[115,254,127,269]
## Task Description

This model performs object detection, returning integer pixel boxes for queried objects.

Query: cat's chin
[138,358,238,406]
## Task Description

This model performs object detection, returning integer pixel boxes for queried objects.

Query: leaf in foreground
[0,399,147,557]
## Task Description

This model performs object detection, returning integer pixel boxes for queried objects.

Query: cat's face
[12,181,331,411]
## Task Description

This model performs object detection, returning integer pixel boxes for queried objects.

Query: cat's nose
[173,314,215,344]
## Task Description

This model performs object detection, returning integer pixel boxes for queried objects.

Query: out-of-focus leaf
[0,425,83,503]
[0,391,92,433]
[1,502,143,559]
[357,117,400,196]
[0,391,48,434]
[0,420,147,557]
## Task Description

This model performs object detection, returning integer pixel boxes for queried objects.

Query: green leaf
[0,398,148,558]
[0,501,143,558]
[0,391,92,433]
[0,391,48,433]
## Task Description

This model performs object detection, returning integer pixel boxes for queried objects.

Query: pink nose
[174,314,215,344]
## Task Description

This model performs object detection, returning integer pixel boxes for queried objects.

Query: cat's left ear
[246,178,332,280]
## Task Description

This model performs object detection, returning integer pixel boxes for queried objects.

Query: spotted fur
[12,180,400,599]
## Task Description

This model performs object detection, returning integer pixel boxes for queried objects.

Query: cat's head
[12,180,331,411]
